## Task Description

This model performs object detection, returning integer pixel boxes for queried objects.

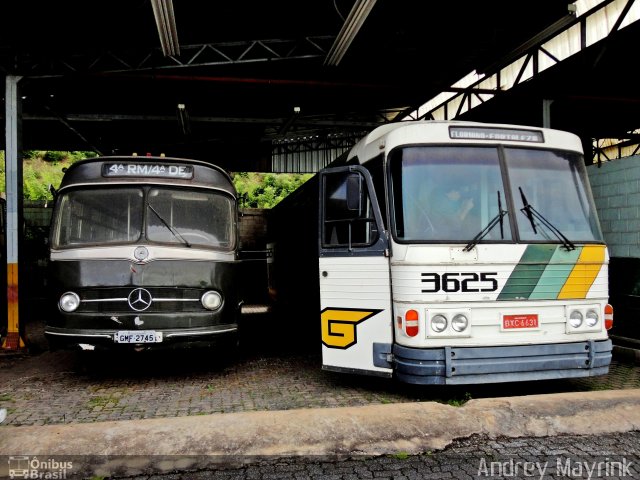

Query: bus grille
[77,288,205,313]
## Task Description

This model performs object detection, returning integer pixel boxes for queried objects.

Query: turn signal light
[604,304,614,330]
[404,309,419,337]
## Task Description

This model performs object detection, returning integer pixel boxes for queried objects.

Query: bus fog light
[585,309,599,327]
[201,291,222,310]
[569,310,583,328]
[59,292,80,312]
[451,314,469,332]
[431,314,447,333]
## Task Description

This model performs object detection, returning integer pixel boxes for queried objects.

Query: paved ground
[0,337,639,427]
[109,430,640,479]
[1,324,639,480]
[2,430,639,479]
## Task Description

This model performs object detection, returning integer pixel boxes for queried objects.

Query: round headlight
[586,309,599,327]
[59,292,80,312]
[431,314,448,333]
[452,314,469,332]
[201,291,222,310]
[569,310,583,328]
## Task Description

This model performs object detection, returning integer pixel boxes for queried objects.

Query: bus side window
[322,171,377,248]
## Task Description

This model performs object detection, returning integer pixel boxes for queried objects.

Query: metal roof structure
[2,0,640,172]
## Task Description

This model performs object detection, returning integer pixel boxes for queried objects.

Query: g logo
[128,288,153,312]
[321,308,381,349]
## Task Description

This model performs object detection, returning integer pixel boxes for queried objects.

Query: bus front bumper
[45,325,238,351]
[383,340,612,385]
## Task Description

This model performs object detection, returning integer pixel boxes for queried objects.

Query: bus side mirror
[48,184,58,198]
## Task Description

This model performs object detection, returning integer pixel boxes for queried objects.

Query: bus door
[319,166,393,377]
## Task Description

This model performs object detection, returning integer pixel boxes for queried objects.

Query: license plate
[114,331,163,343]
[502,314,539,330]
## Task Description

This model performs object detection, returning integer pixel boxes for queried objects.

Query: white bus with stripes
[273,120,613,384]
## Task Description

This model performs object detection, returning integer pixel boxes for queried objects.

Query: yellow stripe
[2,263,24,350]
[557,245,605,299]
[6,263,19,333]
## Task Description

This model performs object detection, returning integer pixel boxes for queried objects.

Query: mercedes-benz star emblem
[128,288,153,312]
[133,246,149,261]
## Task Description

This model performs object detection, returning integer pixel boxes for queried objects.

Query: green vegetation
[445,391,473,407]
[86,396,115,408]
[0,150,97,201]
[0,151,312,207]
[0,393,14,402]
[233,171,313,208]
[390,451,410,460]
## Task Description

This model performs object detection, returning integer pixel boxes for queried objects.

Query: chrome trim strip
[152,298,200,302]
[50,245,236,263]
[45,330,112,339]
[82,298,128,303]
[57,181,234,195]
[165,327,237,338]
[80,297,200,303]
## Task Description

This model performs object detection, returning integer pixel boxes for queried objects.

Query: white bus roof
[347,120,583,165]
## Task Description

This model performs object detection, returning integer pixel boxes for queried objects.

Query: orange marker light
[604,304,613,330]
[404,309,419,337]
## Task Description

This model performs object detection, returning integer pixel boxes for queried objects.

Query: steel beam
[2,75,25,350]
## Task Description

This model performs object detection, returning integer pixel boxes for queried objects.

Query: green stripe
[497,245,558,300]
[529,247,582,299]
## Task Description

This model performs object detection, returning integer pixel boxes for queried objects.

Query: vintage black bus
[45,156,241,351]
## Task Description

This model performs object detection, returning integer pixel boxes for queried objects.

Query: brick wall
[587,156,640,258]
[238,208,269,250]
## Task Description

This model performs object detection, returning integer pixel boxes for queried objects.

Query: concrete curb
[1,389,639,458]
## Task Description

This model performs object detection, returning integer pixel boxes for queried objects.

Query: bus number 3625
[421,272,498,293]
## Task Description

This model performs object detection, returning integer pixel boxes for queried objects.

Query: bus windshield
[390,145,603,243]
[52,186,235,250]
[505,147,603,243]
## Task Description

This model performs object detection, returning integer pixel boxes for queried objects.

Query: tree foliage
[232,172,312,208]
[1,151,312,207]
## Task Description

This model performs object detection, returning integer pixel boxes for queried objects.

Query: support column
[3,75,25,350]
[542,98,554,128]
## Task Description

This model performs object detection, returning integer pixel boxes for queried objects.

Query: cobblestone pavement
[0,332,639,427]
[9,431,639,479]
[128,430,640,480]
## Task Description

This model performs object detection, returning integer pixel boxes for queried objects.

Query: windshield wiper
[464,191,508,252]
[147,203,192,248]
[518,186,575,251]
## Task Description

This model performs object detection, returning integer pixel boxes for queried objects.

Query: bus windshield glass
[390,146,511,242]
[390,145,603,244]
[505,147,603,242]
[52,187,235,249]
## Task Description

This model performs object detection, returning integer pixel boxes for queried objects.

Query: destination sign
[102,163,194,179]
[449,126,544,143]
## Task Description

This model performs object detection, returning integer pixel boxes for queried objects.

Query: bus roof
[346,120,583,165]
[57,156,236,196]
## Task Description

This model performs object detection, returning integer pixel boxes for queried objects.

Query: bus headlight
[451,314,469,332]
[201,291,222,310]
[59,292,80,312]
[585,309,599,328]
[569,310,583,328]
[431,314,447,333]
